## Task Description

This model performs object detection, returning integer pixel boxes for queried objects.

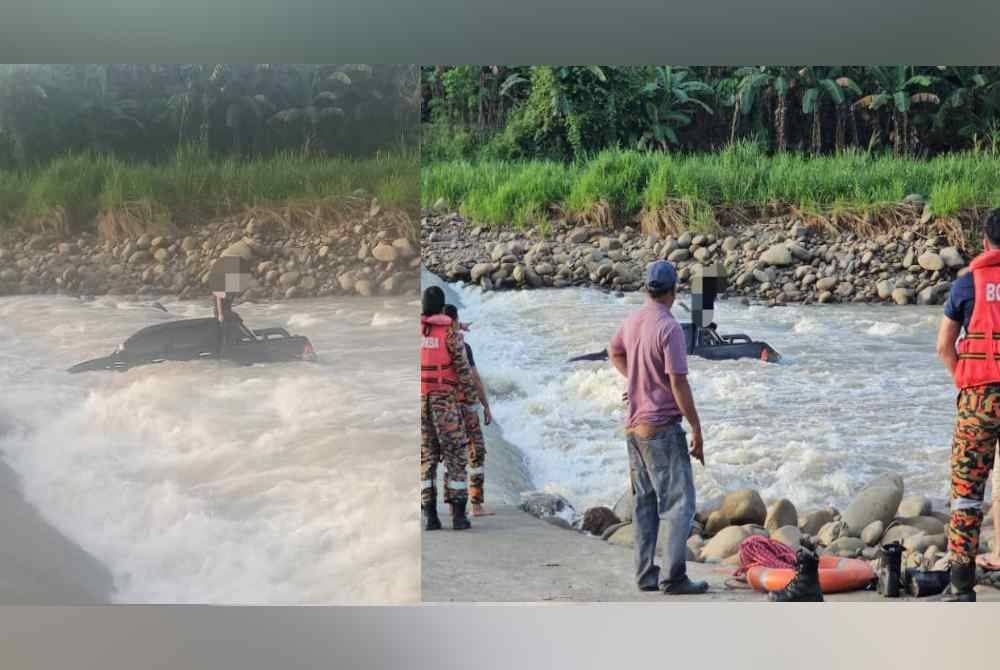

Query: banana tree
[638,66,714,150]
[799,67,861,154]
[933,66,1000,145]
[854,66,938,156]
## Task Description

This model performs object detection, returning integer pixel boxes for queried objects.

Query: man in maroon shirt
[609,260,708,595]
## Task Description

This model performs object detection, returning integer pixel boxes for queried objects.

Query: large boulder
[765,499,798,532]
[918,252,944,272]
[896,516,945,536]
[581,507,620,537]
[705,509,730,536]
[719,489,767,527]
[903,533,946,553]
[770,525,802,549]
[799,509,837,536]
[897,495,931,518]
[842,474,904,536]
[700,526,750,562]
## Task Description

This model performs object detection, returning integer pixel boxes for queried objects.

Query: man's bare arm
[937,316,961,379]
[669,372,704,464]
[609,348,628,378]
[470,366,492,425]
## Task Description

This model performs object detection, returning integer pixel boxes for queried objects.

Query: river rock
[896,516,945,535]
[765,499,798,532]
[876,280,894,300]
[771,525,802,548]
[372,242,397,263]
[222,240,254,260]
[354,279,375,297]
[903,532,946,553]
[897,496,932,518]
[861,520,885,546]
[705,510,730,536]
[581,506,620,536]
[392,237,416,259]
[761,244,793,267]
[881,524,921,546]
[843,474,904,536]
[470,263,495,283]
[892,287,914,305]
[700,525,750,562]
[816,276,839,292]
[918,252,944,272]
[719,489,767,527]
[817,520,849,546]
[827,537,865,557]
[800,509,837,535]
[939,247,964,269]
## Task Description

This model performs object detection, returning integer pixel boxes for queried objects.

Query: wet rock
[892,287,914,305]
[881,524,922,546]
[817,520,849,547]
[940,247,965,269]
[470,262,496,283]
[903,532,946,553]
[828,537,865,557]
[896,516,946,536]
[765,499,798,532]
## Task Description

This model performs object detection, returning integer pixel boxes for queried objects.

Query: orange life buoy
[746,556,874,594]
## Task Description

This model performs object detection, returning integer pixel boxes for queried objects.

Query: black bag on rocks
[904,569,950,598]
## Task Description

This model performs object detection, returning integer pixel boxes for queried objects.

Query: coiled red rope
[733,535,797,577]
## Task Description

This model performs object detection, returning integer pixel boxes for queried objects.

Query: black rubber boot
[422,503,442,531]
[767,549,824,602]
[451,501,471,530]
[939,562,976,602]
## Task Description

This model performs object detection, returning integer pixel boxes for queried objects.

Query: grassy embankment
[0,147,420,239]
[422,144,1000,246]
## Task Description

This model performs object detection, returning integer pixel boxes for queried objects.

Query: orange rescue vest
[955,249,1000,390]
[421,314,459,394]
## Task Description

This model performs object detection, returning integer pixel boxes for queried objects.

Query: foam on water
[451,282,956,513]
[0,295,418,604]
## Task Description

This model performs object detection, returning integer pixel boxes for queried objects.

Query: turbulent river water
[0,295,418,604]
[444,279,960,515]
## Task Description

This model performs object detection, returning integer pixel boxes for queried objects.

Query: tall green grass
[422,143,1000,228]
[0,147,419,231]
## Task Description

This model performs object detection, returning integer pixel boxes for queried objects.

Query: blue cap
[646,260,677,291]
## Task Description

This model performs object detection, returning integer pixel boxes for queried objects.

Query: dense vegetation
[423,144,1000,230]
[0,65,419,233]
[422,66,1000,161]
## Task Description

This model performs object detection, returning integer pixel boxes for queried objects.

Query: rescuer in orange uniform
[937,208,1000,601]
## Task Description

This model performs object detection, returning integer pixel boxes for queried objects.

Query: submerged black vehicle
[568,323,780,364]
[68,316,316,373]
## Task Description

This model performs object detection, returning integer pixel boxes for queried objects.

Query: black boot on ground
[451,501,471,530]
[422,503,442,531]
[767,549,824,602]
[939,562,977,602]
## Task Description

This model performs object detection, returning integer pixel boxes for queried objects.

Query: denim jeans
[627,423,696,589]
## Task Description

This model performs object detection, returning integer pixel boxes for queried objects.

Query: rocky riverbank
[422,205,971,306]
[518,474,1000,593]
[0,200,421,301]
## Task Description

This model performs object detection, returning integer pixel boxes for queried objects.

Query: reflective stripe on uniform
[953,496,985,510]
[420,480,433,489]
[467,466,484,475]
[446,481,467,490]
